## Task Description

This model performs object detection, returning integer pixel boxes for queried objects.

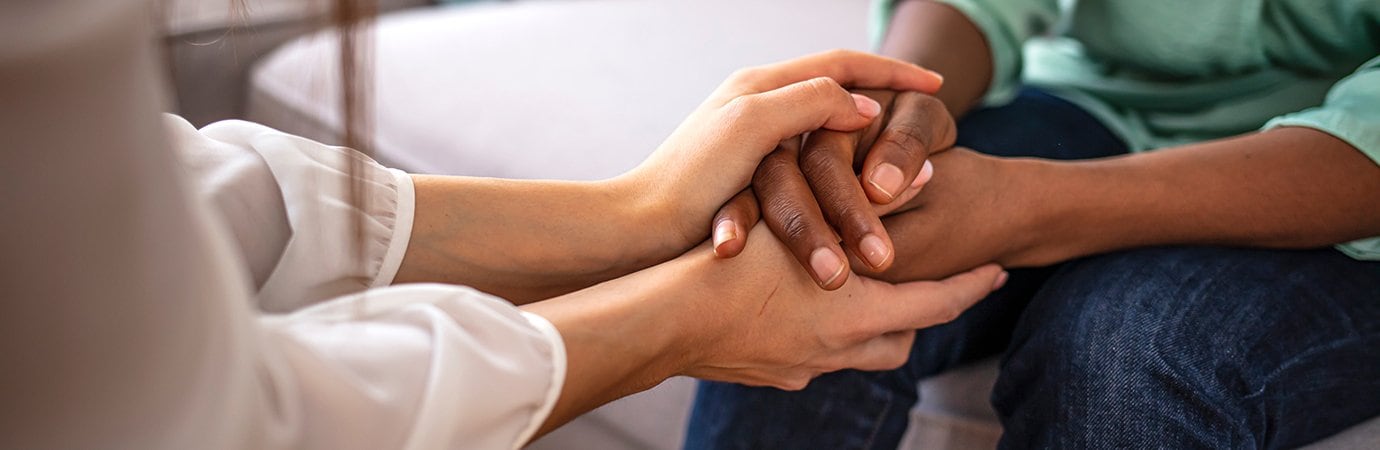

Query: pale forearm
[880,1,993,116]
[1024,127,1380,264]
[396,175,686,304]
[518,260,696,440]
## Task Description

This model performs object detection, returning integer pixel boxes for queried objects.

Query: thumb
[711,189,761,258]
[869,159,933,217]
[726,77,880,151]
[864,264,1008,333]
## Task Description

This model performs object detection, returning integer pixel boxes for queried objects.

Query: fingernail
[868,163,905,201]
[928,69,945,85]
[852,94,881,118]
[993,271,1009,290]
[913,160,934,188]
[859,234,891,268]
[809,248,846,286]
[713,220,737,253]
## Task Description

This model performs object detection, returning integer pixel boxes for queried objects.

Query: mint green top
[871,0,1380,259]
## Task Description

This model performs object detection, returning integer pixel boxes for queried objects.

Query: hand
[853,148,1046,283]
[673,223,1005,390]
[615,51,944,254]
[710,90,957,289]
[535,221,1008,391]
[522,221,1006,435]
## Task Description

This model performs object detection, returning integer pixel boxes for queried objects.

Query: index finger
[718,50,944,100]
[799,129,897,272]
[754,139,852,290]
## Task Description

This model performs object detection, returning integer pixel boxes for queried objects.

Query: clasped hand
[709,88,1041,288]
[598,51,1015,390]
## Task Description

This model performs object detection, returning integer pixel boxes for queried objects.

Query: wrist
[519,257,698,433]
[650,246,732,376]
[602,171,704,261]
[1007,157,1133,266]
[997,157,1096,267]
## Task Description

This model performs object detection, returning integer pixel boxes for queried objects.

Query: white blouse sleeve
[0,2,564,449]
[165,115,568,449]
[166,114,413,313]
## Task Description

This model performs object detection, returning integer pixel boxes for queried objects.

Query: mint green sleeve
[1263,55,1380,260]
[869,0,1060,105]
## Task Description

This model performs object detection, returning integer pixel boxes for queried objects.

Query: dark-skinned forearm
[1022,127,1380,265]
[880,0,993,117]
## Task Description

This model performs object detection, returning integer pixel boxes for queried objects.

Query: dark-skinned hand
[709,89,960,289]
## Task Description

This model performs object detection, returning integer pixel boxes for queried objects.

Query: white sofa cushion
[248,0,871,180]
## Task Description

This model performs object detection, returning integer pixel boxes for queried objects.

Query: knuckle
[721,95,761,121]
[799,142,850,177]
[900,92,958,148]
[753,153,798,186]
[728,67,764,86]
[775,209,817,243]
[877,124,929,155]
[802,76,844,99]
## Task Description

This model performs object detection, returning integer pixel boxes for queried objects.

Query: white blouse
[1,2,565,449]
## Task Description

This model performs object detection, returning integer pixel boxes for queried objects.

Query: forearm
[396,175,686,304]
[880,0,993,116]
[1023,127,1380,264]
[517,251,699,440]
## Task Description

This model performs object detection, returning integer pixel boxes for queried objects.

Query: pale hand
[662,223,1005,390]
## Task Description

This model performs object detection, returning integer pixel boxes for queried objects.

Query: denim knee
[993,248,1262,448]
[991,246,1380,449]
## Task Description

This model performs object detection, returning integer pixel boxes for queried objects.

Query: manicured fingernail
[852,94,881,118]
[993,271,1009,290]
[809,248,846,286]
[868,163,905,201]
[859,234,891,268]
[913,160,934,188]
[713,220,737,253]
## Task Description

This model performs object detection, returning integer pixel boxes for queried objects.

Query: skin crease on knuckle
[803,77,846,107]
[799,136,856,182]
[909,94,956,149]
[773,205,822,247]
[755,158,827,246]
[718,95,761,129]
[876,123,930,160]
[799,135,873,215]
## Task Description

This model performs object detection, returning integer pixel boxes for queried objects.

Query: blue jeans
[685,89,1380,449]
